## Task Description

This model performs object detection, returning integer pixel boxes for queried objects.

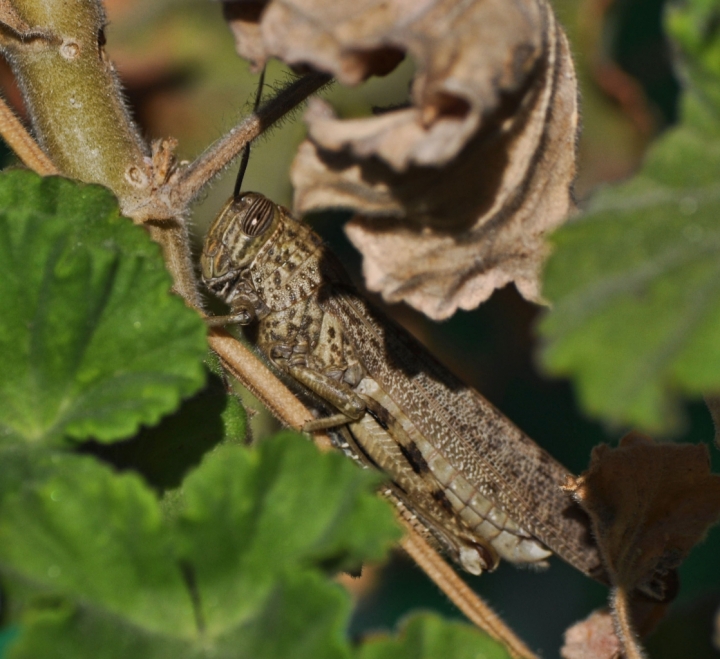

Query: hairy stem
[0,95,56,174]
[208,327,333,451]
[612,586,647,659]
[173,72,332,207]
[148,218,203,307]
[399,515,539,659]
[1,0,148,205]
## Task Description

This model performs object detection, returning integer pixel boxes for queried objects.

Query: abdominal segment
[349,377,552,574]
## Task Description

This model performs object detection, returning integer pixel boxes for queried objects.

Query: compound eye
[239,195,275,236]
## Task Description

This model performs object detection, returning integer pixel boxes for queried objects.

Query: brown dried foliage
[223,0,579,319]
[565,432,720,657]
[561,610,621,659]
[566,432,720,600]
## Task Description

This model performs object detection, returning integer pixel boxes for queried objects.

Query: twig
[146,218,203,308]
[208,327,333,452]
[0,95,57,175]
[399,515,539,659]
[172,71,331,208]
[612,586,647,659]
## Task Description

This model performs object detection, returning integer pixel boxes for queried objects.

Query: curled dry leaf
[565,432,720,600]
[561,610,621,659]
[223,0,579,319]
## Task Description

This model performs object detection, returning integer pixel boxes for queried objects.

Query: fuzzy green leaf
[356,614,512,659]
[0,171,207,445]
[173,433,400,636]
[666,0,720,91]
[0,452,195,636]
[0,435,400,659]
[540,92,720,432]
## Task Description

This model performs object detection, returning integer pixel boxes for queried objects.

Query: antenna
[233,67,266,199]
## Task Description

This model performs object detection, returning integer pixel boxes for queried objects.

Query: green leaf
[173,433,401,636]
[356,614,512,659]
[0,452,195,636]
[0,171,207,445]
[539,96,720,432]
[666,0,720,91]
[0,435,400,659]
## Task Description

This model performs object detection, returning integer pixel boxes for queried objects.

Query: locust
[201,191,604,580]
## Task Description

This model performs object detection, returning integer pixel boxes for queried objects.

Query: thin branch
[398,516,539,659]
[612,586,647,659]
[208,327,333,452]
[0,95,57,175]
[172,71,332,208]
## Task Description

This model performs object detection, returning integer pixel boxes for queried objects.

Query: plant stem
[0,95,56,174]
[612,586,647,659]
[399,515,539,659]
[1,0,148,204]
[208,327,333,451]
[173,72,331,207]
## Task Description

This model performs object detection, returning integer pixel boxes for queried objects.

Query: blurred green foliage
[540,0,720,433]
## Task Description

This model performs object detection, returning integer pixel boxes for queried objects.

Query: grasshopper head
[201,192,280,296]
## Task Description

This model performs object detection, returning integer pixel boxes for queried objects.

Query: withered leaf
[222,1,268,71]
[566,432,720,600]
[223,0,579,319]
[561,610,621,659]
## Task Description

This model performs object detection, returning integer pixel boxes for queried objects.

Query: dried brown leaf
[566,432,720,600]
[222,1,268,71]
[562,592,666,659]
[561,610,621,659]
[223,0,578,319]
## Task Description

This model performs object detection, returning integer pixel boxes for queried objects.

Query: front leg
[205,306,254,327]
[284,364,366,431]
[204,291,262,328]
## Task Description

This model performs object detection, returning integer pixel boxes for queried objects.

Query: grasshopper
[201,192,603,580]
[201,67,601,580]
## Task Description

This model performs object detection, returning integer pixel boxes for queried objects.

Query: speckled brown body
[202,193,603,579]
